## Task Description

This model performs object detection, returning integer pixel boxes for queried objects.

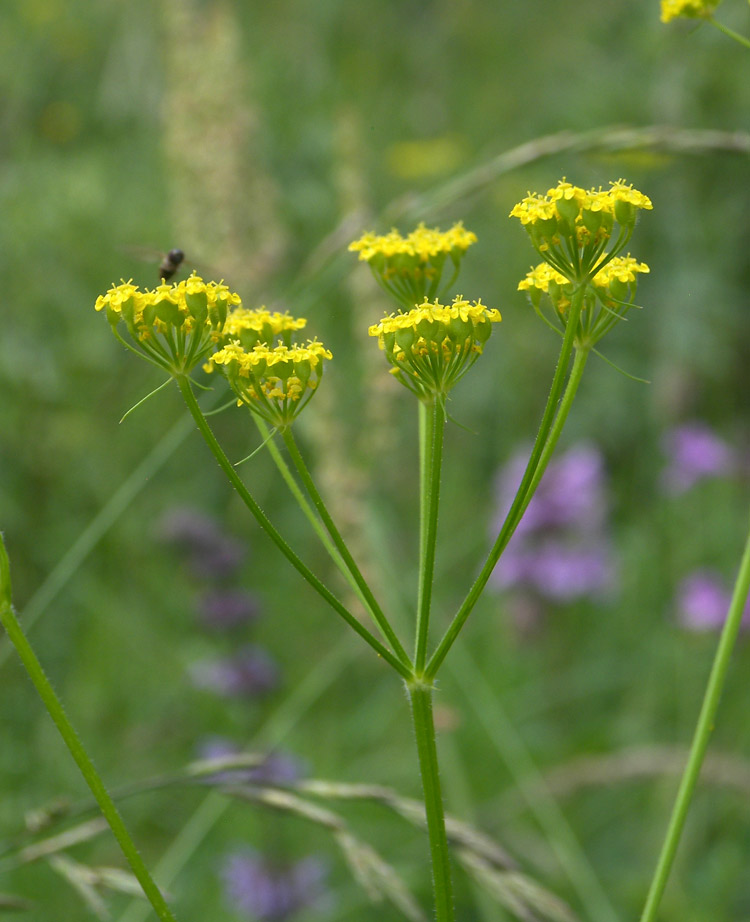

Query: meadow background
[1,0,750,920]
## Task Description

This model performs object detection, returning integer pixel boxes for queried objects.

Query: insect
[158,248,185,282]
[122,245,189,283]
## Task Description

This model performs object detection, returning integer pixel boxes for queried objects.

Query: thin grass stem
[0,535,178,922]
[639,509,750,922]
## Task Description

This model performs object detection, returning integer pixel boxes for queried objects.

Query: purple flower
[222,849,328,920]
[188,647,280,697]
[491,444,617,604]
[196,737,306,786]
[198,589,260,630]
[495,444,607,538]
[661,423,735,495]
[158,507,245,579]
[675,570,750,631]
[496,541,615,602]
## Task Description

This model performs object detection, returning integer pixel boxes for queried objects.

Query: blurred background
[1,0,750,920]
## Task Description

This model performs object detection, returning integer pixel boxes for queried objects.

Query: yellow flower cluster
[349,222,477,263]
[518,256,650,293]
[95,274,241,332]
[606,181,654,212]
[510,176,652,289]
[209,340,332,427]
[95,274,331,425]
[94,274,243,374]
[517,263,568,293]
[222,308,307,339]
[510,179,652,227]
[660,0,719,21]
[369,296,501,399]
[592,255,650,288]
[349,222,478,308]
[211,340,332,374]
[217,307,308,354]
[517,250,650,348]
[369,297,500,339]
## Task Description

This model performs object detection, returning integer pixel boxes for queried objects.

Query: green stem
[418,402,430,567]
[176,376,412,681]
[252,417,358,589]
[253,416,408,649]
[408,682,455,922]
[639,509,750,922]
[280,428,412,670]
[708,16,750,50]
[425,291,586,679]
[0,535,178,922]
[415,399,445,673]
[515,347,589,524]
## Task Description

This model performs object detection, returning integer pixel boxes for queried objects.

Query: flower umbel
[218,307,307,350]
[95,273,241,374]
[349,222,477,308]
[660,0,720,22]
[209,339,332,428]
[518,254,650,347]
[368,296,501,400]
[510,178,652,284]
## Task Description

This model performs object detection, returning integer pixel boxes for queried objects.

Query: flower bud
[185,287,209,323]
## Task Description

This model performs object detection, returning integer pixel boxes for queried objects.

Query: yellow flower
[94,273,242,374]
[508,194,557,226]
[349,222,476,262]
[349,222,477,308]
[606,180,653,212]
[660,0,719,22]
[510,178,651,285]
[369,296,500,399]
[208,339,332,427]
[510,179,652,227]
[94,280,144,317]
[519,250,650,348]
[592,255,650,288]
[222,308,307,340]
[517,263,569,293]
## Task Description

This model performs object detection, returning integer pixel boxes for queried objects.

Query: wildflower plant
[2,166,750,922]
